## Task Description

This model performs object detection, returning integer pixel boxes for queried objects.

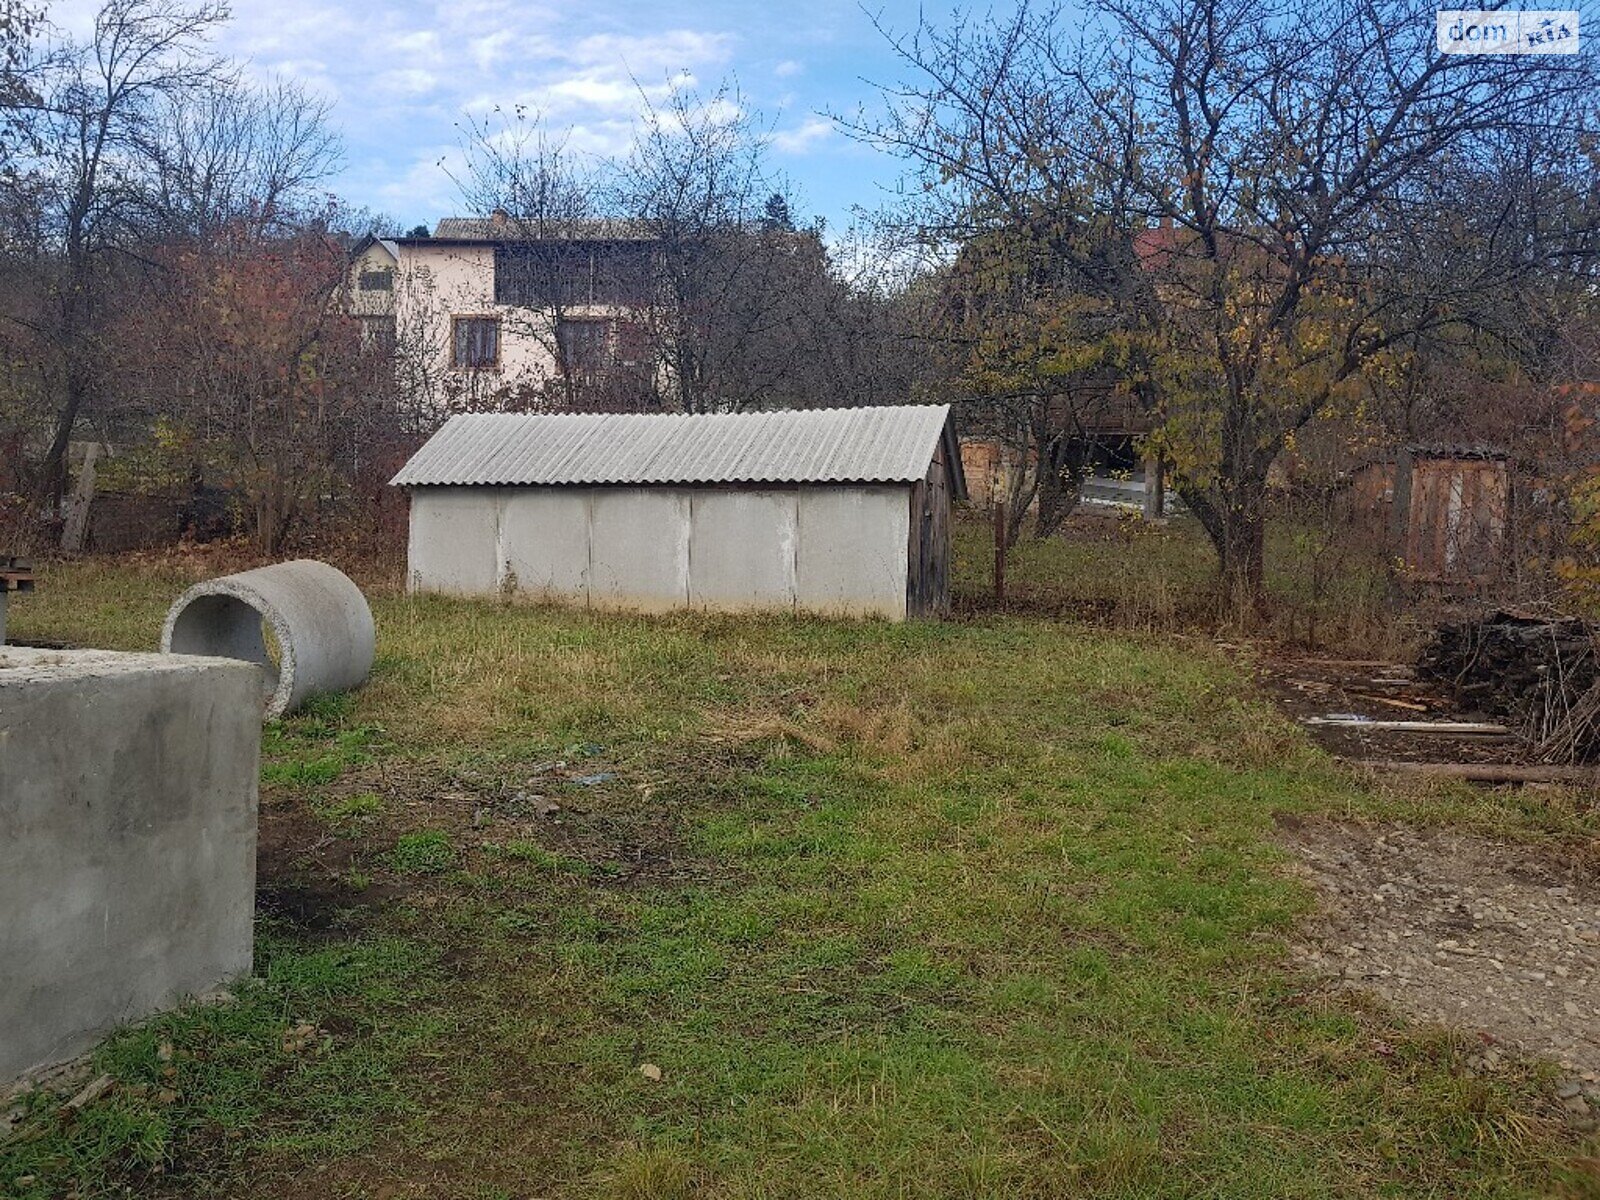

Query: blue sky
[57,0,941,232]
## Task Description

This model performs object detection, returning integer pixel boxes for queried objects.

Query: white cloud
[774,59,803,77]
[564,29,734,75]
[374,67,441,97]
[470,30,516,72]
[546,76,641,110]
[561,118,641,157]
[40,0,103,38]
[385,29,442,62]
[772,116,834,154]
[219,0,362,61]
[370,145,461,217]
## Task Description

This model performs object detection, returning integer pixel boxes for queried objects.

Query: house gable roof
[414,217,658,244]
[346,233,400,262]
[391,405,965,498]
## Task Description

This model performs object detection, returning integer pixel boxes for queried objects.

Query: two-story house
[348,235,400,350]
[348,213,660,412]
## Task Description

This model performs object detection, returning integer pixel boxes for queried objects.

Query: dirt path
[1279,817,1600,1127]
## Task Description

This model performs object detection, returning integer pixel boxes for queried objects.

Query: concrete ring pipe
[161,560,376,720]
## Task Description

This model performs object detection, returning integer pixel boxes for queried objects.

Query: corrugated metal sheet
[390,406,955,489]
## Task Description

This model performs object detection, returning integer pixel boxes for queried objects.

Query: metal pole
[993,498,1007,605]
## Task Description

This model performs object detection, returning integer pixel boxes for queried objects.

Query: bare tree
[146,76,339,237]
[384,257,453,423]
[613,81,792,413]
[21,0,231,515]
[850,0,1598,606]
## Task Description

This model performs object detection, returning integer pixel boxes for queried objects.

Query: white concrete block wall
[688,491,799,610]
[500,490,591,599]
[407,488,501,595]
[405,484,911,619]
[795,488,909,618]
[589,489,691,613]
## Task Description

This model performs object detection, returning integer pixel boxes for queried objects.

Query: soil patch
[1279,816,1600,1121]
[256,749,717,910]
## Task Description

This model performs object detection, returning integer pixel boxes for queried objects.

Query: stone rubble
[1281,820,1600,1128]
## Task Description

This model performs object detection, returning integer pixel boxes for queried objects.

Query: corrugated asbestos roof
[429,217,657,242]
[391,406,958,491]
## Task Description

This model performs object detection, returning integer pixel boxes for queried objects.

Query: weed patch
[311,791,385,830]
[386,830,456,875]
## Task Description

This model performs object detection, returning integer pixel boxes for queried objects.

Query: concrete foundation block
[161,560,376,720]
[0,648,261,1084]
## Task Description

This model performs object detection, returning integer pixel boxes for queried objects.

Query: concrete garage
[392,405,966,619]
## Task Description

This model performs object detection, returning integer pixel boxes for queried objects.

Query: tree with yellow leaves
[853,0,1598,607]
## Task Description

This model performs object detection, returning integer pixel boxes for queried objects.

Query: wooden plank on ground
[1351,760,1600,785]
[1305,716,1510,736]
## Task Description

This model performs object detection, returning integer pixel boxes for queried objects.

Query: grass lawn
[4,526,1599,1198]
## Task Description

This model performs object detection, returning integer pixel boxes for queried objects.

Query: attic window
[358,269,393,291]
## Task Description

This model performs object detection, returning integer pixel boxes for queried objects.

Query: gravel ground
[1279,817,1600,1127]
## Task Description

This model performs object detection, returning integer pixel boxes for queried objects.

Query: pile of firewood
[1419,609,1600,762]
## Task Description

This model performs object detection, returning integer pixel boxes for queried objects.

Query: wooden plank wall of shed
[906,442,952,618]
[1400,457,1509,583]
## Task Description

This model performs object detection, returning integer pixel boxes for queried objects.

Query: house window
[357,269,393,291]
[452,316,500,369]
[552,319,654,408]
[615,319,652,368]
[556,319,612,375]
[495,242,652,307]
[590,244,651,305]
[359,315,396,352]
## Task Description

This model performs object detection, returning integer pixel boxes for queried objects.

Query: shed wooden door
[1403,457,1508,583]
[907,444,951,617]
